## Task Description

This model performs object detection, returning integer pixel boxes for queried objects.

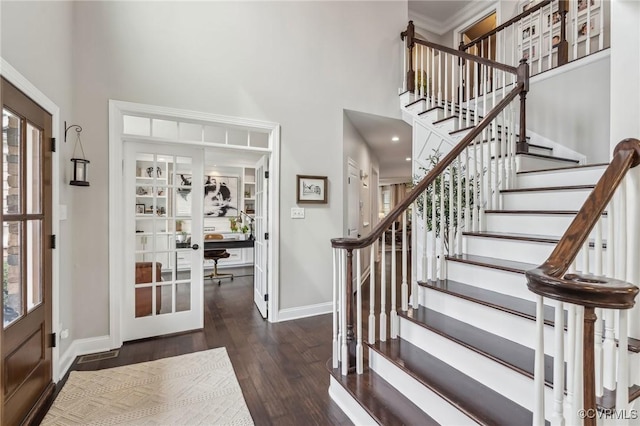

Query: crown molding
[410,0,498,37]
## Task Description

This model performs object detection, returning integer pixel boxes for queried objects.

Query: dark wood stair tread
[418,279,557,327]
[446,253,536,274]
[328,362,438,425]
[370,338,540,425]
[517,162,608,174]
[599,385,640,409]
[400,306,554,386]
[484,209,604,215]
[501,184,595,193]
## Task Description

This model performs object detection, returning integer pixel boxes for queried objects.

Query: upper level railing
[461,0,608,77]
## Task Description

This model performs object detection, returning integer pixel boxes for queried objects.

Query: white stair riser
[418,288,557,356]
[399,318,555,420]
[450,129,472,143]
[329,377,376,425]
[446,261,534,302]
[516,155,579,172]
[464,235,606,272]
[485,213,609,239]
[434,118,460,133]
[419,108,445,123]
[528,145,554,156]
[406,99,427,115]
[502,188,592,210]
[516,166,605,188]
[369,349,477,425]
[400,91,416,106]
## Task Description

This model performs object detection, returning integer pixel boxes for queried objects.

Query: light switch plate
[291,207,305,219]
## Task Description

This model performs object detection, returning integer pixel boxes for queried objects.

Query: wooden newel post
[517,58,530,153]
[401,21,416,93]
[557,0,569,66]
[345,248,356,372]
[583,307,597,426]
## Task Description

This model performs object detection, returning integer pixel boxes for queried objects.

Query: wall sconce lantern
[65,121,90,186]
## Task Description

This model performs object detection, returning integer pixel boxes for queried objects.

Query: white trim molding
[1,58,62,381]
[108,100,281,348]
[58,335,112,379]
[411,1,498,37]
[277,302,333,322]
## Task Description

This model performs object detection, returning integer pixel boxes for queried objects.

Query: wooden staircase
[329,160,640,424]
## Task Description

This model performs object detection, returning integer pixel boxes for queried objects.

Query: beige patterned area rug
[42,348,254,425]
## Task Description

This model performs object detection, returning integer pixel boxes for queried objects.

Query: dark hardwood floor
[45,267,351,425]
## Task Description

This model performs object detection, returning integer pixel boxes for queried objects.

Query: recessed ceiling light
[406,157,412,161]
[391,136,400,142]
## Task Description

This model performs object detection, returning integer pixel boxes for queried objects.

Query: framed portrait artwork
[296,175,328,204]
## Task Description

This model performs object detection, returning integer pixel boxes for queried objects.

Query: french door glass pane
[26,122,42,214]
[3,109,20,215]
[3,221,22,327]
[26,220,42,311]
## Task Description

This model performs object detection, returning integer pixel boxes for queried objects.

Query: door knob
[191,244,199,250]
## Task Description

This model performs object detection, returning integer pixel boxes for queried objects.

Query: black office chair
[204,234,234,285]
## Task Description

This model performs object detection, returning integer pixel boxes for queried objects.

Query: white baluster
[431,182,437,281]
[485,66,493,213]
[380,235,387,342]
[420,45,424,99]
[466,58,471,127]
[464,148,471,237]
[479,68,486,230]
[595,308,604,397]
[422,192,428,284]
[402,211,408,312]
[574,305,585,422]
[456,156,463,254]
[586,5,591,56]
[439,166,446,278]
[438,49,442,106]
[582,239,590,274]
[332,248,339,368]
[356,250,363,374]
[431,47,435,107]
[471,140,477,233]
[444,52,448,111]
[603,200,617,389]
[566,303,577,423]
[448,164,454,254]
[341,250,348,376]
[617,309,630,426]
[415,45,419,98]
[451,55,456,117]
[533,295,546,426]
[391,222,398,339]
[552,301,566,426]
[403,38,407,92]
[368,243,376,345]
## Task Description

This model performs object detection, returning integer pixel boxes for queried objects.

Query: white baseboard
[277,301,333,322]
[58,335,113,380]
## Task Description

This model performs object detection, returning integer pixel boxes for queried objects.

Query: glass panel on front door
[133,153,195,318]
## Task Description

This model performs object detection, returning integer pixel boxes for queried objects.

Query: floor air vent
[77,350,120,364]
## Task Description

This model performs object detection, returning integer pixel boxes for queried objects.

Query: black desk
[204,239,255,250]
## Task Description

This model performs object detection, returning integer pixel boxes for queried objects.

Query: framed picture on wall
[296,175,328,204]
[204,175,239,217]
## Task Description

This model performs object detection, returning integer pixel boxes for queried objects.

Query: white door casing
[348,159,360,238]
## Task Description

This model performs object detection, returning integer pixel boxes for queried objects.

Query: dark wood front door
[1,77,54,425]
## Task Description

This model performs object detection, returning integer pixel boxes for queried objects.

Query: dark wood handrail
[332,81,524,250]
[413,38,518,75]
[460,0,554,51]
[525,138,640,308]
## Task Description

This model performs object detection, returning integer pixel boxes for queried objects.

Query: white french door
[123,142,204,341]
[253,156,268,318]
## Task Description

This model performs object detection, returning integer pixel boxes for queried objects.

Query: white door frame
[109,100,281,348]
[0,59,62,380]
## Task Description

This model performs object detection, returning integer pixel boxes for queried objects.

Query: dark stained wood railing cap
[614,138,640,168]
[526,267,639,310]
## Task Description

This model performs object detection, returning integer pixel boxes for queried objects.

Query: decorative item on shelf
[65,121,90,186]
[238,210,255,241]
[136,204,145,214]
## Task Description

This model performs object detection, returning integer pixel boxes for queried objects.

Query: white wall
[1,1,408,341]
[527,53,611,162]
[1,0,75,355]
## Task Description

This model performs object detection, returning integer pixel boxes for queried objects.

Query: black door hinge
[264,233,269,240]
[348,177,351,184]
[50,333,57,348]
[265,171,269,179]
[264,294,269,302]
[51,137,56,152]
[51,235,56,249]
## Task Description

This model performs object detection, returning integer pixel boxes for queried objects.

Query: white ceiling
[409,0,495,36]
[344,110,413,184]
